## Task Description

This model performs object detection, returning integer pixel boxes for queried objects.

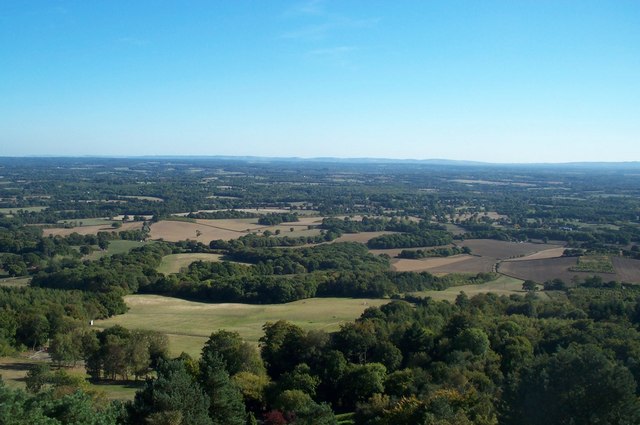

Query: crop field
[43,221,143,237]
[94,295,390,357]
[458,239,563,260]
[157,253,224,274]
[570,255,615,273]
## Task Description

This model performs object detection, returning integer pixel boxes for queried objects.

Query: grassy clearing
[0,357,141,400]
[0,276,30,287]
[409,275,530,302]
[570,255,615,273]
[157,253,224,274]
[87,240,148,260]
[94,295,390,357]
[0,206,47,214]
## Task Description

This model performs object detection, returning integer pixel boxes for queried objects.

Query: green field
[0,206,47,214]
[57,218,116,226]
[157,253,224,274]
[0,357,142,400]
[87,240,148,260]
[94,295,390,357]
[0,276,30,287]
[410,275,534,301]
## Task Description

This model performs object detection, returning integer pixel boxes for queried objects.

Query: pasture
[94,295,390,357]
[157,253,224,274]
[86,240,148,260]
[410,275,531,301]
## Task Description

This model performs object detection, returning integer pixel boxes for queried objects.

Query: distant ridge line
[1,155,639,168]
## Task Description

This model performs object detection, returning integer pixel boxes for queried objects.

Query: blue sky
[1,1,638,162]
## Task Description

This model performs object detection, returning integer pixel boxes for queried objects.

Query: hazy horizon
[1,1,639,162]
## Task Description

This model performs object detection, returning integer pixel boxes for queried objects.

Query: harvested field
[150,220,244,242]
[94,295,390,357]
[158,253,224,274]
[151,218,323,243]
[612,257,640,282]
[43,221,142,237]
[458,239,562,260]
[499,256,640,284]
[392,254,476,272]
[505,247,566,261]
[194,218,261,231]
[394,255,496,274]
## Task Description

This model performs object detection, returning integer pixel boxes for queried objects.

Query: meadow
[157,253,224,274]
[94,295,390,357]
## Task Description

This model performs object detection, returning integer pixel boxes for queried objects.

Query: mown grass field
[94,296,390,357]
[157,253,224,274]
[410,275,532,301]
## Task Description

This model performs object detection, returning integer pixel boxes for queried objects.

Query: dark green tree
[504,343,640,425]
[199,351,246,425]
[130,359,212,425]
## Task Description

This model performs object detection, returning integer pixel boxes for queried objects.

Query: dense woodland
[1,157,640,424]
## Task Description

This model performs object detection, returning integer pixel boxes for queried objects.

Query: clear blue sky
[1,1,638,162]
